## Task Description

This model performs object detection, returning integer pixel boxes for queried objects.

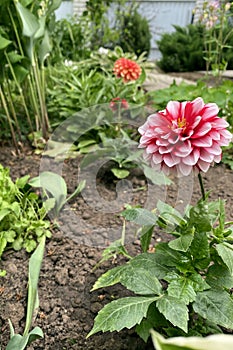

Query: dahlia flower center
[177,117,186,129]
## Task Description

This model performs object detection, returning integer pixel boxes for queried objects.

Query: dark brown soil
[0,145,233,350]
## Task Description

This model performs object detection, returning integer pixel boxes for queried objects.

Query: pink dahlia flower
[138,97,232,176]
[113,58,142,83]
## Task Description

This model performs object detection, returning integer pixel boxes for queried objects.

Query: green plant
[157,24,206,72]
[29,171,86,219]
[4,236,45,350]
[116,4,151,57]
[0,0,61,151]
[87,98,233,343]
[0,164,51,259]
[197,1,233,79]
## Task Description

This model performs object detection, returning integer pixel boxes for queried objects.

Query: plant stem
[198,172,206,201]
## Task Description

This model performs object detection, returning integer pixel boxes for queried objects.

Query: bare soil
[0,144,233,350]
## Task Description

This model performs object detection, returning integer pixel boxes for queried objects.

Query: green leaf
[206,263,233,289]
[190,231,210,261]
[189,202,211,233]
[216,242,233,275]
[140,225,154,252]
[121,208,157,226]
[91,265,127,291]
[24,236,45,335]
[151,329,233,350]
[87,296,158,337]
[111,168,130,179]
[0,208,11,221]
[15,175,30,189]
[15,2,39,38]
[136,303,168,342]
[193,290,233,329]
[120,266,163,295]
[29,172,67,215]
[168,232,194,252]
[167,278,196,304]
[129,252,170,280]
[156,295,189,333]
[0,35,12,50]
[27,326,43,345]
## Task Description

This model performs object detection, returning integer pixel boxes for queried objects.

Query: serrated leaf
[190,232,209,260]
[121,208,157,226]
[186,273,210,293]
[168,233,194,252]
[120,266,163,295]
[87,296,158,337]
[167,278,196,304]
[91,265,127,291]
[156,295,188,332]
[136,303,168,342]
[151,329,233,350]
[129,252,170,280]
[216,242,233,275]
[193,290,233,329]
[206,263,233,289]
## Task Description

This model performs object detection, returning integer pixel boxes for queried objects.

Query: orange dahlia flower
[113,58,142,83]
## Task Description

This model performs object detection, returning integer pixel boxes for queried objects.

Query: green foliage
[157,25,206,72]
[0,164,51,259]
[46,46,147,123]
[5,237,45,350]
[29,171,86,219]
[117,4,151,57]
[89,192,233,340]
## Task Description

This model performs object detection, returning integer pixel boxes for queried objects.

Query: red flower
[138,97,232,176]
[110,97,129,111]
[113,58,142,82]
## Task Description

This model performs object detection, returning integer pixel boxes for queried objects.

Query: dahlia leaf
[216,242,233,276]
[156,295,188,333]
[129,252,170,279]
[167,278,196,304]
[87,296,158,337]
[120,266,163,295]
[168,232,194,252]
[121,208,157,226]
[193,290,233,329]
[206,263,233,289]
[91,265,127,291]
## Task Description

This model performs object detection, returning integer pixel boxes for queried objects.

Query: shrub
[157,24,206,72]
[117,8,151,57]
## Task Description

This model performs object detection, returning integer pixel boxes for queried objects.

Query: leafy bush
[0,164,51,258]
[117,7,151,57]
[157,24,206,72]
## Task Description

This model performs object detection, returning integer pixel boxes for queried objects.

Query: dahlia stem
[198,172,206,201]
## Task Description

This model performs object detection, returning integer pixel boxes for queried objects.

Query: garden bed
[0,145,233,350]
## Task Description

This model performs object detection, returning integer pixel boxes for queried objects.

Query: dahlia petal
[209,130,220,140]
[204,143,222,155]
[152,153,163,164]
[156,139,169,146]
[174,141,192,157]
[219,129,232,140]
[197,160,211,172]
[192,116,202,129]
[192,122,212,137]
[163,154,180,167]
[166,101,181,118]
[182,149,199,165]
[201,103,219,120]
[200,149,214,162]
[159,146,172,154]
[192,135,213,147]
[178,162,192,176]
[147,143,158,153]
[214,154,222,163]
[212,118,229,129]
